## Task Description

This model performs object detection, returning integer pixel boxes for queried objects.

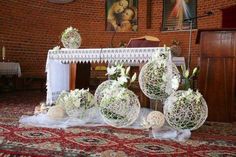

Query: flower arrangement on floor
[61,26,82,49]
[55,89,95,118]
[97,64,140,128]
[139,49,180,100]
[163,89,208,130]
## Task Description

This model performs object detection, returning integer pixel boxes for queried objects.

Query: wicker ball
[139,60,180,100]
[61,27,81,49]
[47,105,67,120]
[146,111,165,128]
[164,90,208,131]
[95,80,116,106]
[100,87,140,128]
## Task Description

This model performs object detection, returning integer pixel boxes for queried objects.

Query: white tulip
[126,66,130,75]
[130,73,137,83]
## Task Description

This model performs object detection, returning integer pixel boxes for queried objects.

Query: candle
[2,46,5,59]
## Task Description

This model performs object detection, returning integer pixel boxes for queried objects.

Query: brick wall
[0,0,236,76]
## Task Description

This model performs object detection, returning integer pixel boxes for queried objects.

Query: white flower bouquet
[61,26,81,49]
[95,64,137,106]
[164,89,208,130]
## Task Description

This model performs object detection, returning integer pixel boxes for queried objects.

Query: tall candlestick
[2,46,5,60]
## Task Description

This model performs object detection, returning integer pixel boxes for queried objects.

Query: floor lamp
[184,11,214,70]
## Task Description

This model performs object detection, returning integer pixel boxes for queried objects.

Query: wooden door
[198,31,235,122]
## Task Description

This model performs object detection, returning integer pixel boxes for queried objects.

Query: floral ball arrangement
[163,89,208,131]
[94,80,117,106]
[56,89,95,118]
[139,52,180,100]
[61,26,81,49]
[98,64,139,128]
[100,87,140,128]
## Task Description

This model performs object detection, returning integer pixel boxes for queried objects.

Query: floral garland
[61,26,81,49]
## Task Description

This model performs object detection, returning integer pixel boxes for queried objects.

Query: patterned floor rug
[0,91,236,157]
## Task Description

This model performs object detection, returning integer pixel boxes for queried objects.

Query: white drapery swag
[46,47,185,104]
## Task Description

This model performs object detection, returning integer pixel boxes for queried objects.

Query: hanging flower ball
[146,111,165,128]
[139,58,180,101]
[94,80,117,106]
[61,26,82,49]
[100,87,140,128]
[163,89,208,131]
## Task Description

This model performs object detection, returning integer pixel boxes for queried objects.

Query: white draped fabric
[0,62,21,77]
[46,56,70,104]
[46,47,185,104]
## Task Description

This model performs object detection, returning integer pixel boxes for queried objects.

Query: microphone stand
[184,12,213,70]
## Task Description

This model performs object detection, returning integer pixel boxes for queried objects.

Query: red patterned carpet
[0,91,236,157]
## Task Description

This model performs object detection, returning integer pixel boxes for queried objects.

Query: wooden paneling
[198,30,235,122]
[222,5,236,28]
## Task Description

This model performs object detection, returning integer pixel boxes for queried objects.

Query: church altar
[46,47,185,104]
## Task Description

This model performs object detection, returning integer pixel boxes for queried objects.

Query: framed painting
[162,0,197,31]
[106,0,138,32]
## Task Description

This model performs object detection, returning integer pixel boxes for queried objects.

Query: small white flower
[117,76,128,86]
[171,77,179,90]
[130,73,137,83]
[53,46,60,51]
[120,68,126,76]
[184,70,189,78]
[106,66,117,75]
[162,74,167,81]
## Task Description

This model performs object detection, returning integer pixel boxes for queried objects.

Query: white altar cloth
[46,47,185,104]
[0,62,21,77]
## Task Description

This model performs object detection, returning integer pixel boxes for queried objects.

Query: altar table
[0,62,21,77]
[46,47,185,104]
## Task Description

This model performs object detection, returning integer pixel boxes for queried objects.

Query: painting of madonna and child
[106,0,138,32]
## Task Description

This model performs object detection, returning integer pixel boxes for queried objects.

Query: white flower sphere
[56,89,96,118]
[61,26,81,49]
[94,80,116,106]
[139,59,180,100]
[100,87,140,128]
[146,111,165,128]
[164,89,208,131]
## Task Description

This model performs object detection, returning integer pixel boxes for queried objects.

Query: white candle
[2,46,5,59]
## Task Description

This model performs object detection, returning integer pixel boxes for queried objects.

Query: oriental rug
[0,91,236,157]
